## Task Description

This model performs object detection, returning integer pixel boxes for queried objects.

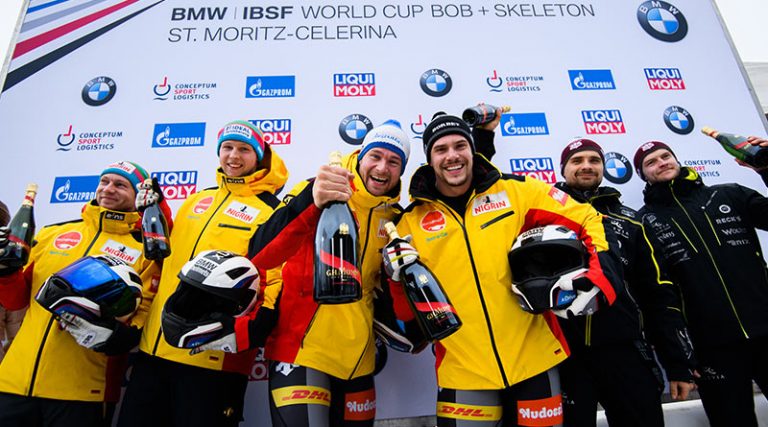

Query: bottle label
[143,232,168,242]
[7,235,30,251]
[318,251,361,284]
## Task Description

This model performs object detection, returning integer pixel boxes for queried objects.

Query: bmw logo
[603,152,633,184]
[663,105,694,135]
[82,76,116,106]
[420,69,453,97]
[637,1,688,42]
[338,114,373,145]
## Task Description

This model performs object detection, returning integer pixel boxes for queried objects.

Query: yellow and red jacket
[0,202,160,402]
[139,148,287,375]
[394,156,620,390]
[251,151,402,379]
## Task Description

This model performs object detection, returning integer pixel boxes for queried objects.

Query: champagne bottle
[313,151,362,304]
[702,126,768,168]
[462,104,511,126]
[384,222,461,341]
[139,179,171,260]
[0,183,38,273]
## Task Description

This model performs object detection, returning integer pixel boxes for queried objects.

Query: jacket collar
[555,182,622,210]
[216,146,289,197]
[82,201,140,234]
[643,167,703,204]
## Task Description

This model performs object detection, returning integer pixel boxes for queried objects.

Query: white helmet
[508,225,589,313]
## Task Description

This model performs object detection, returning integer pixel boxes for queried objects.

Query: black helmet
[162,250,259,349]
[508,225,589,313]
[35,255,143,323]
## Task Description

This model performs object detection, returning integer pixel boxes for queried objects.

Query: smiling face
[563,151,604,191]
[96,174,136,212]
[642,149,681,184]
[358,147,402,196]
[429,134,474,197]
[219,140,259,177]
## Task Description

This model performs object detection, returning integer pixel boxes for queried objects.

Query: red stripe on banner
[14,0,139,59]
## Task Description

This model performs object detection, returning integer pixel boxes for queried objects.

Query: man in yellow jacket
[116,120,288,427]
[0,161,162,427]
[383,113,622,426]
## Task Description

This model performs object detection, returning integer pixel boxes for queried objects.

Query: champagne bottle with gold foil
[313,151,362,304]
[0,183,38,274]
[384,222,461,341]
[702,126,768,168]
[462,104,511,126]
[139,179,171,260]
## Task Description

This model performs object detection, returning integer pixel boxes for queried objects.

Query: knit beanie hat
[633,141,676,181]
[422,112,474,163]
[101,161,150,191]
[560,138,605,174]
[358,120,411,175]
[217,120,266,161]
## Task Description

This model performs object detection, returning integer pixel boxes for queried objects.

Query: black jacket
[640,167,768,349]
[555,183,695,381]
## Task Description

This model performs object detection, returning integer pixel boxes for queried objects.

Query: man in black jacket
[635,140,768,427]
[555,139,696,426]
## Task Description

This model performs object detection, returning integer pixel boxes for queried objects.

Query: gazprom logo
[501,113,549,137]
[51,175,99,203]
[333,73,376,97]
[582,110,625,134]
[569,70,615,90]
[246,76,295,98]
[152,123,205,148]
[251,119,292,145]
[152,170,198,200]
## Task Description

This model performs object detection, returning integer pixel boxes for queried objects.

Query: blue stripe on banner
[28,0,72,14]
[23,0,112,33]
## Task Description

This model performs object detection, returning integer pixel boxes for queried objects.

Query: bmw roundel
[420,69,453,97]
[338,114,373,145]
[82,76,116,106]
[663,105,694,135]
[603,152,633,184]
[637,1,688,42]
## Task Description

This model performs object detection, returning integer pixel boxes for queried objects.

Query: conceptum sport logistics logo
[153,76,217,101]
[603,152,633,184]
[409,114,428,140]
[486,69,544,93]
[509,158,556,183]
[334,73,376,97]
[152,171,198,200]
[501,113,549,137]
[338,114,373,145]
[664,105,694,134]
[568,70,615,91]
[245,76,295,98]
[644,68,685,90]
[50,175,99,204]
[420,69,452,97]
[582,110,626,134]
[152,123,206,148]
[56,125,123,152]
[82,76,116,106]
[251,119,292,145]
[637,1,688,42]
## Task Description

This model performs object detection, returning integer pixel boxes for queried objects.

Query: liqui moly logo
[644,68,685,90]
[333,73,376,97]
[582,110,625,134]
[251,119,292,145]
[509,158,556,183]
[152,171,198,200]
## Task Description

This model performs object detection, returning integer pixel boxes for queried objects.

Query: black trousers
[116,351,248,427]
[268,361,375,427]
[559,342,664,427]
[695,336,768,427]
[0,392,112,427]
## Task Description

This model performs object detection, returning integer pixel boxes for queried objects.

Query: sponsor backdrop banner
[1,0,767,423]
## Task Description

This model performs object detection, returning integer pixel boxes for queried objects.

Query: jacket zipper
[440,199,510,387]
[671,190,749,339]
[152,193,231,355]
[29,213,105,396]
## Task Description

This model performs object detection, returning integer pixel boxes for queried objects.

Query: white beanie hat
[358,120,411,175]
